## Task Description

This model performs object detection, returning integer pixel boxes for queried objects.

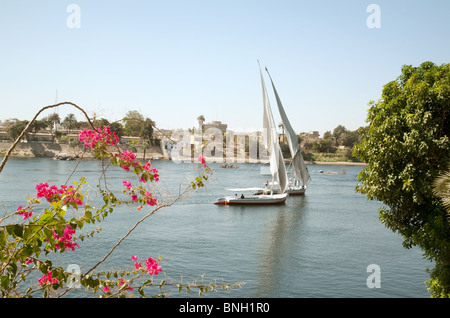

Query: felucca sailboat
[266,67,311,195]
[214,63,288,205]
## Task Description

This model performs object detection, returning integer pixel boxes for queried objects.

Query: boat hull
[287,187,306,195]
[214,194,287,205]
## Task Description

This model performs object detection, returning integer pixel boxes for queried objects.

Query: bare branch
[0,102,96,174]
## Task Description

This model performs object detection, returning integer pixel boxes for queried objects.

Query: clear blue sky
[0,0,449,135]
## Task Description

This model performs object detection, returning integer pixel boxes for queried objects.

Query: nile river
[0,157,432,297]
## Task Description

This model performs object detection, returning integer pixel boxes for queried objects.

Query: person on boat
[240,194,245,199]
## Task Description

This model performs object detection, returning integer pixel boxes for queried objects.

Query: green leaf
[22,244,33,257]
[5,225,14,236]
[13,224,23,238]
[39,209,54,224]
[6,263,17,277]
[1,276,10,290]
[0,230,5,246]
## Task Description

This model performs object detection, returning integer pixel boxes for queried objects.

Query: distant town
[0,111,364,163]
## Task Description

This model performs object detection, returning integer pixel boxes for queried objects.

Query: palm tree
[62,113,77,133]
[197,115,205,128]
[47,113,60,142]
[47,113,61,131]
[433,164,450,218]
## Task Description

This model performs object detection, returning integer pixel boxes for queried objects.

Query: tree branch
[0,102,96,174]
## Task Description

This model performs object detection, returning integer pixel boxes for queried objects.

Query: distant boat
[265,67,311,195]
[214,188,287,205]
[214,63,288,205]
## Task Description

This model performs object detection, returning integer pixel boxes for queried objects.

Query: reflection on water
[255,197,308,297]
[0,157,432,297]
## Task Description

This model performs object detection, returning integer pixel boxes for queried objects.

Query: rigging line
[238,161,257,179]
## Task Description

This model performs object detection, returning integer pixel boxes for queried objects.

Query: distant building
[299,131,320,148]
[153,129,173,141]
[202,121,227,133]
[0,125,55,143]
[0,127,9,142]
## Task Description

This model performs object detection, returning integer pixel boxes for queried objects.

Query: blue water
[0,157,432,297]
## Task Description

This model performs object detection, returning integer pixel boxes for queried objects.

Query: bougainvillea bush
[0,111,240,298]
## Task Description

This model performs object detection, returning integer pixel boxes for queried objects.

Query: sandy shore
[305,161,367,166]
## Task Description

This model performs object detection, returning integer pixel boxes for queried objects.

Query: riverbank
[0,142,366,165]
[305,160,366,166]
[0,142,165,160]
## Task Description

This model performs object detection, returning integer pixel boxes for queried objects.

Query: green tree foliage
[332,125,361,148]
[338,130,359,148]
[140,118,155,144]
[332,125,347,140]
[123,110,144,136]
[92,118,124,139]
[123,110,155,141]
[109,122,124,138]
[354,61,450,297]
[310,130,333,153]
[62,114,78,132]
[6,119,29,141]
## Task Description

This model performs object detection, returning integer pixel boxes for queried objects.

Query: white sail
[259,63,288,194]
[265,67,311,187]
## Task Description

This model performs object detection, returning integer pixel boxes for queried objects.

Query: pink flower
[36,183,52,201]
[78,126,119,149]
[131,195,138,202]
[143,162,151,171]
[131,255,137,261]
[118,278,134,291]
[122,180,133,190]
[102,285,110,292]
[25,258,33,264]
[146,168,160,182]
[37,271,59,285]
[121,165,130,172]
[144,191,157,206]
[134,262,142,269]
[35,183,83,206]
[146,257,162,276]
[198,156,206,164]
[116,151,137,165]
[15,206,33,220]
[52,225,79,251]
[122,150,136,161]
